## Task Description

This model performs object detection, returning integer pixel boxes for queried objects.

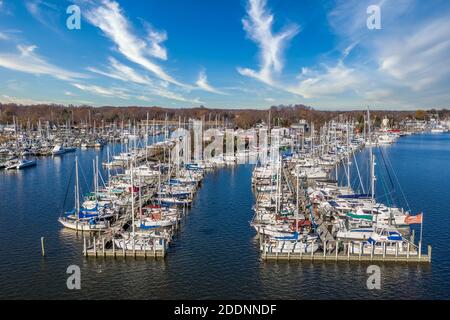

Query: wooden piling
[112,238,116,257]
[40,237,45,257]
[335,241,338,261]
[83,236,87,257]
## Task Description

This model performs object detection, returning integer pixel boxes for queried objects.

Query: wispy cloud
[378,16,450,91]
[25,0,62,34]
[150,86,202,104]
[84,0,186,87]
[87,57,152,85]
[195,70,226,95]
[323,0,450,108]
[146,26,168,61]
[1,94,56,105]
[237,0,300,85]
[289,61,363,99]
[0,44,86,81]
[72,83,130,100]
[0,32,8,41]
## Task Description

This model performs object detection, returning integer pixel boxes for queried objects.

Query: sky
[0,0,449,110]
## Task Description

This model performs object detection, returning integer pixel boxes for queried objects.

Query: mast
[347,121,351,189]
[75,157,80,219]
[130,162,135,235]
[367,107,375,201]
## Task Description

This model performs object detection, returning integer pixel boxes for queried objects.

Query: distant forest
[1,103,449,129]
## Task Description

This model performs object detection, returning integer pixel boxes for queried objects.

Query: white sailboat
[58,157,109,231]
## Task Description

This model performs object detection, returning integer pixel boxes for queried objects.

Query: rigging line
[382,145,412,212]
[60,160,75,216]
[379,148,396,191]
[353,151,366,194]
[378,170,393,206]
[380,149,395,205]
[79,162,90,197]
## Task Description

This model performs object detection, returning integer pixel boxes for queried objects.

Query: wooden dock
[262,252,431,263]
[82,236,167,259]
[261,243,432,264]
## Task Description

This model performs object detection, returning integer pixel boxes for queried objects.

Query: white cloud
[150,86,202,104]
[72,83,130,100]
[147,27,168,61]
[238,0,299,85]
[195,70,226,95]
[25,0,62,33]
[87,57,152,85]
[378,16,450,91]
[0,45,86,81]
[1,94,55,105]
[289,61,363,99]
[84,0,186,87]
[0,32,8,41]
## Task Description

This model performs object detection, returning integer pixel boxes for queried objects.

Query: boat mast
[347,121,351,189]
[367,107,376,201]
[130,162,135,236]
[75,157,80,220]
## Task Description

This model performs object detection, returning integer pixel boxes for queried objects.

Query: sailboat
[58,157,109,231]
[114,163,169,252]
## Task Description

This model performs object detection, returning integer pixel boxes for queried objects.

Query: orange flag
[404,213,423,225]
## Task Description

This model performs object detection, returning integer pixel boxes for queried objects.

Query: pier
[83,235,167,259]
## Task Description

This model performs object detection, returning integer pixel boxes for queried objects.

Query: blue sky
[0,0,449,110]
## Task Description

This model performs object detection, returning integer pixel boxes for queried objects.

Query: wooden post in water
[347,242,350,261]
[335,241,338,261]
[122,241,125,257]
[428,245,432,263]
[406,242,410,260]
[41,237,45,257]
[370,244,374,261]
[93,236,97,257]
[162,239,165,259]
[83,236,87,257]
[407,242,410,260]
[395,242,399,257]
[102,238,105,257]
[300,243,303,260]
[359,242,362,261]
[112,238,116,258]
[418,241,422,260]
[323,241,327,258]
[311,240,315,260]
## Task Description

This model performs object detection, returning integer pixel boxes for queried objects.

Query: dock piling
[40,237,45,257]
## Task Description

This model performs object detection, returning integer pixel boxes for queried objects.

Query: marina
[1,113,449,299]
[1,0,450,306]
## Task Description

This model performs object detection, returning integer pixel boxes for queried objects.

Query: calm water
[0,133,449,299]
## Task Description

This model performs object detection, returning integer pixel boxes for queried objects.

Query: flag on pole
[404,213,423,225]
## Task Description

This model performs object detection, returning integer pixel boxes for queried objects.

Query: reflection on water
[0,134,449,299]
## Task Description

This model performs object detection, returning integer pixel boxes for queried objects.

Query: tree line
[1,103,448,129]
